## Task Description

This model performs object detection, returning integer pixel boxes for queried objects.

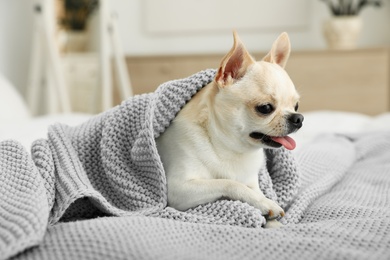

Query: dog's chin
[249,132,283,149]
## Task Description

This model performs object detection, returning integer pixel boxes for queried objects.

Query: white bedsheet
[292,111,390,150]
[0,113,92,150]
[1,110,390,151]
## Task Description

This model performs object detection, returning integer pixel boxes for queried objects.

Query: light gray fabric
[6,131,390,260]
[1,70,390,259]
[0,141,49,260]
[1,70,304,259]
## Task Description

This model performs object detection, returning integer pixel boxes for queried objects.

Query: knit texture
[0,141,49,259]
[0,69,303,259]
[7,132,390,260]
[2,69,390,259]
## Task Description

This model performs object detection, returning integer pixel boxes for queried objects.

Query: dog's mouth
[249,132,296,150]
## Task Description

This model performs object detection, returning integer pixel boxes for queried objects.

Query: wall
[110,0,390,55]
[0,0,389,97]
[0,0,33,97]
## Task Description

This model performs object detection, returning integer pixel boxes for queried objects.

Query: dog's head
[213,31,303,151]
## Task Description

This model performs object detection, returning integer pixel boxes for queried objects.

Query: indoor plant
[320,0,382,49]
[61,0,99,31]
[60,0,99,52]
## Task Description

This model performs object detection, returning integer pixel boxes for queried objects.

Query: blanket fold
[6,131,390,260]
[0,141,49,260]
[2,65,390,258]
[1,69,306,259]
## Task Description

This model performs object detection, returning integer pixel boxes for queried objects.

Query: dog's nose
[288,113,304,129]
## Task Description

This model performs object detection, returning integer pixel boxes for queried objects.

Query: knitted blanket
[4,132,390,260]
[1,69,304,259]
[2,70,390,259]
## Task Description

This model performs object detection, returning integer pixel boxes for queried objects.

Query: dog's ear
[216,31,255,87]
[262,32,291,68]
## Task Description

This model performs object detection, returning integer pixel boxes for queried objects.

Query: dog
[156,31,303,228]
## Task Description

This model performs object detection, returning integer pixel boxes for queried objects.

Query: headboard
[123,48,389,115]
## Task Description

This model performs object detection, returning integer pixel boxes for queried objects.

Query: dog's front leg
[168,179,284,219]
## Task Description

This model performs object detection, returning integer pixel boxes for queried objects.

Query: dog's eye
[294,103,299,112]
[256,104,274,115]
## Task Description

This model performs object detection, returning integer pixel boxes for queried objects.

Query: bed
[1,71,390,260]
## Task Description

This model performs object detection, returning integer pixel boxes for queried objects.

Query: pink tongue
[270,136,296,150]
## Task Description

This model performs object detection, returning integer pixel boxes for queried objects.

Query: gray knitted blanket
[1,70,390,259]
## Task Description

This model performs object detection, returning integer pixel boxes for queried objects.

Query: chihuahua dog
[156,31,303,228]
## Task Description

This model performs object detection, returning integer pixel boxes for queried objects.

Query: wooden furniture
[286,48,389,115]
[124,48,389,115]
[27,0,132,115]
[27,0,71,115]
[62,53,99,113]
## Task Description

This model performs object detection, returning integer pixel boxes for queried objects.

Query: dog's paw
[264,219,283,229]
[258,198,285,220]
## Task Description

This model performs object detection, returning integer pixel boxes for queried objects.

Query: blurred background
[0,0,389,117]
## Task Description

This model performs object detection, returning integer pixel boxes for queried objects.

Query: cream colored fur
[156,31,302,228]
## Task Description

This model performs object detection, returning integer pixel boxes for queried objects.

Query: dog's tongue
[271,136,296,150]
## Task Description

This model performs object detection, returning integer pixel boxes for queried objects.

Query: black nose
[288,113,304,129]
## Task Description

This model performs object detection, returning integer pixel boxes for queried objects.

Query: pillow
[0,74,30,120]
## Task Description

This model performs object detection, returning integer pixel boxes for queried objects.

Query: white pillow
[0,74,30,120]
